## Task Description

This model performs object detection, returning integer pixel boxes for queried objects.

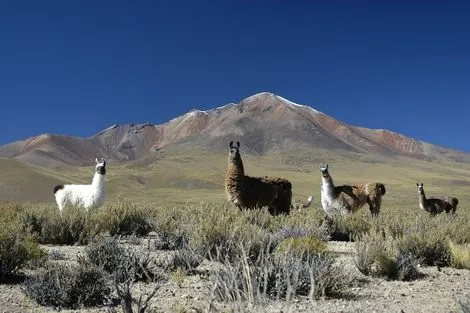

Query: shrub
[449,241,470,270]
[152,205,192,251]
[82,236,126,274]
[164,246,203,273]
[24,262,110,309]
[275,234,328,258]
[375,251,423,281]
[354,227,422,281]
[210,244,351,304]
[328,213,371,242]
[21,206,102,245]
[98,200,154,237]
[82,236,161,283]
[396,232,450,267]
[0,220,46,281]
[189,204,270,261]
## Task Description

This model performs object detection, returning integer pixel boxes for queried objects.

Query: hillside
[1,92,470,168]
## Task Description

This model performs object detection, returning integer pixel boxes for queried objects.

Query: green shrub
[24,262,110,309]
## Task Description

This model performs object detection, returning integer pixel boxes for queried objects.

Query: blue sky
[1,1,469,151]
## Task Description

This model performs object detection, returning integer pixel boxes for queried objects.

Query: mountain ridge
[1,92,469,167]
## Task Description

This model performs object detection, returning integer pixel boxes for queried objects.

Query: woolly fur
[225,141,292,215]
[54,158,107,214]
[416,183,458,216]
[319,163,385,217]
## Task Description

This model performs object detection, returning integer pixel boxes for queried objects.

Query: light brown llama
[416,183,458,216]
[225,141,292,216]
[320,163,386,217]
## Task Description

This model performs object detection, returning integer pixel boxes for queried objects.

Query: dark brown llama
[225,141,292,216]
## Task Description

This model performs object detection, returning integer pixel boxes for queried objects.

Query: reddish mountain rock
[1,92,469,166]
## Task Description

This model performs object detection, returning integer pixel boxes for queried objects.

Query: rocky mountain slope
[1,92,469,167]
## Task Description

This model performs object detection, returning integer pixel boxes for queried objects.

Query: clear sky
[1,1,469,151]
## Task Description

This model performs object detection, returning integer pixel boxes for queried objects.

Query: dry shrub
[449,241,470,270]
[23,262,110,309]
[152,205,192,250]
[189,204,271,261]
[210,243,350,305]
[354,226,422,281]
[82,236,162,283]
[98,200,154,236]
[0,222,46,281]
[395,222,451,267]
[0,202,46,281]
[21,206,102,245]
[328,213,372,242]
[275,234,327,257]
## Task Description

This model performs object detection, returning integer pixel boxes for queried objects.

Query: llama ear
[416,183,419,186]
[101,158,106,166]
[95,158,99,164]
[236,141,240,148]
[229,141,233,149]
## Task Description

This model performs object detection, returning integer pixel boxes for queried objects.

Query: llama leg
[268,205,279,216]
[57,202,64,217]
[367,196,381,216]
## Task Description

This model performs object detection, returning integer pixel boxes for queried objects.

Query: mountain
[1,92,470,167]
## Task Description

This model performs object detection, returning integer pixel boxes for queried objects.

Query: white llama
[54,158,107,214]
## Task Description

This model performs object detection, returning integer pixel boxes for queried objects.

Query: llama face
[416,183,424,194]
[228,141,241,162]
[320,163,329,178]
[95,158,107,175]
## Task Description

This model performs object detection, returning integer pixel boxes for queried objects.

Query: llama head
[416,183,424,194]
[95,158,107,175]
[319,163,329,177]
[228,141,241,163]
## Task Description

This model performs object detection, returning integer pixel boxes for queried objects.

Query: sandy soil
[1,241,469,313]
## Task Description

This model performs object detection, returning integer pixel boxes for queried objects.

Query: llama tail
[53,184,64,194]
[302,196,314,208]
[378,183,386,195]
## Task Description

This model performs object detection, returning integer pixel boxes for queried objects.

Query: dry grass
[0,182,469,311]
[449,241,470,270]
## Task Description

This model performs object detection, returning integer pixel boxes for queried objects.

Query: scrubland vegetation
[0,199,469,312]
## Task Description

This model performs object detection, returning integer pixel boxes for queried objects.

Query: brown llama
[320,163,386,217]
[225,141,293,216]
[416,183,458,216]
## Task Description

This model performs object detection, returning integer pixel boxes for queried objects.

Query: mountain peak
[1,93,470,167]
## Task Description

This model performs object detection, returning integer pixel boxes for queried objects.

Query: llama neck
[227,156,244,178]
[321,174,335,195]
[92,173,106,189]
[418,192,427,207]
